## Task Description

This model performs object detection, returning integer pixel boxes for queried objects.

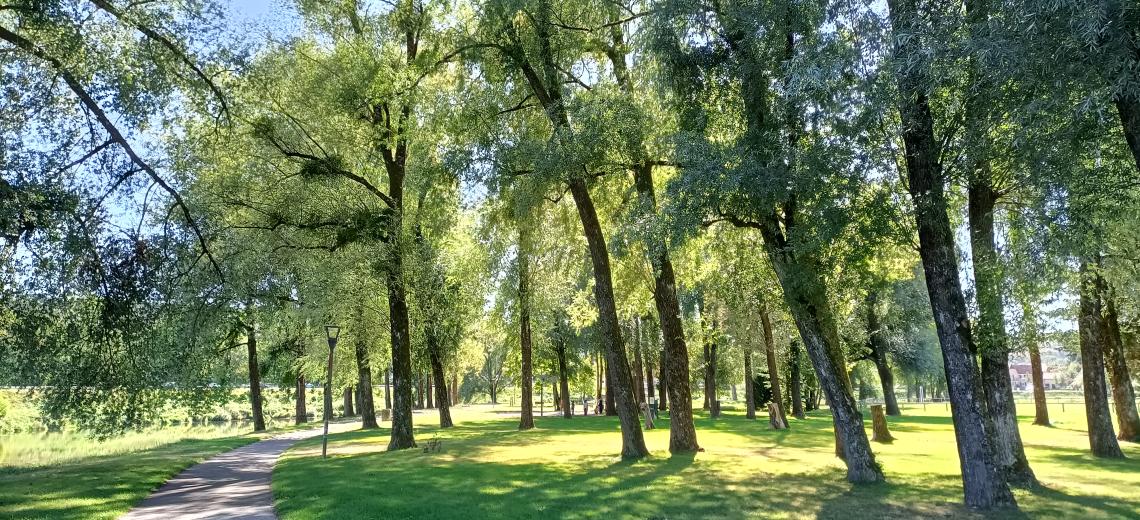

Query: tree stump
[871,404,894,443]
[768,403,788,430]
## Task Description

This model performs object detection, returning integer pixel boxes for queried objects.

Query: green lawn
[273,404,1140,519]
[0,425,269,520]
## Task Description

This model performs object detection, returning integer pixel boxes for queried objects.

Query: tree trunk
[790,340,805,419]
[429,344,453,428]
[383,367,392,411]
[295,374,307,425]
[246,324,265,432]
[519,227,535,431]
[632,317,647,404]
[386,261,416,449]
[553,383,561,411]
[744,349,756,420]
[416,374,425,409]
[871,405,894,443]
[886,0,1016,506]
[557,341,572,419]
[761,301,789,426]
[658,348,668,411]
[426,372,434,409]
[708,339,719,418]
[355,335,378,428]
[343,386,355,417]
[451,374,459,406]
[969,174,1036,487]
[490,381,497,404]
[595,353,603,405]
[646,359,655,403]
[866,292,901,416]
[756,229,881,482]
[1104,291,1140,442]
[604,358,618,417]
[1078,259,1125,457]
[702,341,711,411]
[1116,92,1140,174]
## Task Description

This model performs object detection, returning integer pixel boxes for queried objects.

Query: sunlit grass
[273,403,1140,519]
[0,421,305,520]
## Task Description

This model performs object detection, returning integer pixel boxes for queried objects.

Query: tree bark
[512,1,646,458]
[1078,259,1125,457]
[886,0,1016,506]
[658,348,669,411]
[429,344,453,428]
[518,227,535,431]
[790,340,805,419]
[426,372,434,409]
[343,386,355,417]
[557,339,572,419]
[866,292,901,416]
[603,357,618,417]
[416,373,425,409]
[761,301,789,425]
[1104,292,1140,442]
[646,359,655,403]
[246,323,265,432]
[871,405,894,443]
[385,247,416,448]
[355,334,378,428]
[632,317,647,404]
[451,374,459,406]
[744,349,757,420]
[384,367,392,411]
[295,374,307,425]
[968,179,1036,486]
[708,338,719,418]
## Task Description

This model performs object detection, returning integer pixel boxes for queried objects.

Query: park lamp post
[322,325,340,459]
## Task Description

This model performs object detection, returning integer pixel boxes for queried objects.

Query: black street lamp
[322,325,340,459]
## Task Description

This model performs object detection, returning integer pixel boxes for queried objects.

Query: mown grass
[273,404,1140,519]
[0,420,308,520]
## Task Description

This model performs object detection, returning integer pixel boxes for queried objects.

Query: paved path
[120,422,357,520]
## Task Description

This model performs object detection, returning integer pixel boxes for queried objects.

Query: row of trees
[2,0,1139,511]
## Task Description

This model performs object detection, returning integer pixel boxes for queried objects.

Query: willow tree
[649,0,883,483]
[467,0,649,458]
[884,0,1015,507]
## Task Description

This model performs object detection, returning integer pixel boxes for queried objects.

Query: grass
[272,403,1140,519]
[0,420,307,520]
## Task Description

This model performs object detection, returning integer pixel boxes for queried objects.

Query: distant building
[1009,364,1032,391]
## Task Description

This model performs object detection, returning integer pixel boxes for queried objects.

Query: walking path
[120,422,358,520]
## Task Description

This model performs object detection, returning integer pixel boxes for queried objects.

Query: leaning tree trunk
[343,387,355,417]
[246,323,266,432]
[886,0,1015,507]
[1104,292,1140,442]
[968,146,1037,488]
[429,342,453,428]
[568,179,648,458]
[1022,300,1051,426]
[1078,260,1125,457]
[295,374,307,425]
[757,225,882,483]
[866,292,901,416]
[557,341,572,419]
[355,335,378,428]
[790,340,805,419]
[518,227,535,431]
[744,349,757,420]
[761,301,789,425]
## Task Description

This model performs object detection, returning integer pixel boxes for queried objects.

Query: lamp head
[325,325,341,346]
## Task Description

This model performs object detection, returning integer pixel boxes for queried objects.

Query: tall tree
[885,0,1015,507]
